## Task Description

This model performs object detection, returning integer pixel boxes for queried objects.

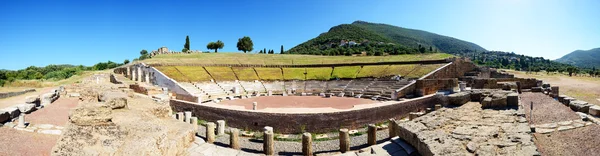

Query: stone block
[25,95,40,104]
[468,90,483,102]
[558,95,567,103]
[563,97,575,105]
[569,100,590,113]
[542,83,551,88]
[531,87,542,92]
[17,104,37,114]
[217,120,225,135]
[507,93,519,107]
[69,103,112,126]
[447,92,470,106]
[0,111,9,123]
[1,107,21,119]
[98,91,128,109]
[481,93,508,108]
[589,106,600,116]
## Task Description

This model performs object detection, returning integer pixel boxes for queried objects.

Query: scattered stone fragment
[69,103,113,126]
[447,92,470,106]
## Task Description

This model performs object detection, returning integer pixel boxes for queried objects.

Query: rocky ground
[520,92,581,125]
[396,101,539,155]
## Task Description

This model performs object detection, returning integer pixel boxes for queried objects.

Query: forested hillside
[556,48,600,68]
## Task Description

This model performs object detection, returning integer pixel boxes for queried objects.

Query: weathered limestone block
[69,103,113,126]
[447,92,470,106]
[507,93,519,107]
[481,93,508,108]
[542,83,551,88]
[558,95,567,103]
[230,128,240,150]
[25,95,40,104]
[184,111,192,123]
[17,104,37,114]
[206,122,216,144]
[263,131,274,155]
[99,91,128,109]
[569,100,590,113]
[589,106,600,116]
[531,87,542,92]
[468,90,483,102]
[500,82,517,91]
[1,107,21,119]
[563,97,575,105]
[368,124,377,145]
[0,111,9,123]
[550,86,559,97]
[41,93,55,106]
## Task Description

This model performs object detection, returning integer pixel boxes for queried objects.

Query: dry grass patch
[154,66,189,82]
[254,68,283,80]
[331,66,361,79]
[283,68,306,80]
[405,64,444,78]
[356,65,390,78]
[232,67,259,81]
[174,66,212,81]
[204,67,237,81]
[306,68,332,80]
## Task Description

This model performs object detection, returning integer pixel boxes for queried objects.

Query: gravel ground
[520,92,580,125]
[196,125,390,155]
[25,97,79,126]
[534,124,600,155]
[0,127,59,156]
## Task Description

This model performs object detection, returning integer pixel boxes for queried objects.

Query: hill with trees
[286,21,486,55]
[556,48,600,68]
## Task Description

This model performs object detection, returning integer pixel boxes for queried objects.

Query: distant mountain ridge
[287,21,487,55]
[556,48,600,68]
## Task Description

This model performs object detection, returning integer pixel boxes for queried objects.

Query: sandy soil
[508,70,600,106]
[0,87,53,109]
[520,92,580,125]
[534,124,600,156]
[25,97,80,126]
[218,96,379,110]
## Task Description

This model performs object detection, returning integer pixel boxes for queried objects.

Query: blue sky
[1,0,599,70]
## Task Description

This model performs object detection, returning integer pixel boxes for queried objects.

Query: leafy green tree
[184,35,190,50]
[182,48,188,53]
[280,45,284,54]
[123,59,130,64]
[140,49,148,55]
[236,36,254,53]
[207,40,224,52]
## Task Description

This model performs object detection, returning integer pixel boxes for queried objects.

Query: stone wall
[0,89,36,99]
[109,74,122,84]
[472,78,538,89]
[175,94,198,103]
[170,95,439,133]
[145,65,190,96]
[421,58,477,80]
[415,78,458,96]
[129,84,148,95]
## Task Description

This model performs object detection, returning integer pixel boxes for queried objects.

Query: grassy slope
[145,53,452,81]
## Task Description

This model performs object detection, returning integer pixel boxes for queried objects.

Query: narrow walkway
[520,92,600,155]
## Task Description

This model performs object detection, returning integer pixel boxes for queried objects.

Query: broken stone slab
[1,107,21,119]
[536,128,554,134]
[531,87,542,92]
[69,103,113,126]
[589,105,600,116]
[98,91,128,109]
[558,95,567,103]
[569,100,590,113]
[481,93,508,109]
[17,104,37,114]
[468,90,483,102]
[447,92,470,106]
[562,97,575,106]
[25,95,40,104]
[0,111,9,123]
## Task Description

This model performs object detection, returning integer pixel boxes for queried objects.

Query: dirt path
[0,87,53,108]
[26,97,80,126]
[508,70,600,106]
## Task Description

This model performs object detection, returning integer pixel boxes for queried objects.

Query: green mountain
[556,48,600,68]
[287,21,487,55]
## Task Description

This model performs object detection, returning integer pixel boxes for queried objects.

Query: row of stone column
[125,66,150,83]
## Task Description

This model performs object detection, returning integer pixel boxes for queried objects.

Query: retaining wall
[472,78,538,89]
[0,89,36,99]
[170,95,439,133]
[415,78,458,96]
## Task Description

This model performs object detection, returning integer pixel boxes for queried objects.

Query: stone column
[263,126,273,133]
[190,117,198,134]
[206,122,216,144]
[253,102,258,110]
[197,96,202,103]
[137,67,142,82]
[368,124,377,145]
[388,119,397,138]
[230,128,240,150]
[516,81,522,94]
[268,90,273,96]
[263,130,274,155]
[551,86,559,98]
[216,120,226,135]
[17,114,26,128]
[145,71,150,84]
[177,112,184,122]
[126,66,131,78]
[302,132,312,156]
[339,128,350,153]
[132,68,137,81]
[184,111,192,123]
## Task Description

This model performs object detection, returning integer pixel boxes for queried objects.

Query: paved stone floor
[397,102,539,155]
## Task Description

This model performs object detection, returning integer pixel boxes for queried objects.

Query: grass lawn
[306,68,333,80]
[254,68,283,80]
[356,65,390,78]
[204,67,237,81]
[405,64,444,78]
[174,66,212,81]
[331,66,361,79]
[231,67,259,81]
[154,66,189,82]
[283,68,306,80]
